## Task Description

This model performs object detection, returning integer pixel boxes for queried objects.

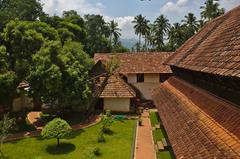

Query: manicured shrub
[41,118,72,146]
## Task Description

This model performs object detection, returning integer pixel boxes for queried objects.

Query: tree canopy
[132,0,225,52]
[41,118,72,146]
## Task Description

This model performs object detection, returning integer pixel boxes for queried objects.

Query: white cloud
[160,0,190,14]
[104,16,136,39]
[41,0,102,16]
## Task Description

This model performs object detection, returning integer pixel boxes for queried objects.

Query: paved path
[27,111,44,130]
[135,110,156,159]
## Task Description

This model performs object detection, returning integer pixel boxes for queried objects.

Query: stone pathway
[135,110,156,159]
[27,111,44,130]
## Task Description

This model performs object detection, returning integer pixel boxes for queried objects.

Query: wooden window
[137,73,144,83]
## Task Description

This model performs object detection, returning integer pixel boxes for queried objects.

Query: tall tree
[132,14,149,51]
[0,46,17,108]
[84,14,111,57]
[1,21,59,75]
[28,41,93,110]
[109,20,121,46]
[200,0,225,22]
[0,0,44,30]
[153,15,170,50]
[182,13,199,38]
[168,23,186,51]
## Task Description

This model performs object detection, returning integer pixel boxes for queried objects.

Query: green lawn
[149,111,175,159]
[157,150,175,159]
[153,129,165,143]
[2,119,136,159]
[149,111,160,126]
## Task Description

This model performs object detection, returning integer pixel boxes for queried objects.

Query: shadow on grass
[46,143,76,155]
[104,129,115,136]
[66,129,85,139]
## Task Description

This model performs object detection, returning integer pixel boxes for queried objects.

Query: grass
[2,119,136,159]
[153,129,165,143]
[149,110,175,159]
[149,111,160,126]
[157,150,175,159]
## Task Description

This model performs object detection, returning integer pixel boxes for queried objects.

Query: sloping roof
[17,81,29,89]
[94,52,173,74]
[100,75,136,98]
[152,77,240,159]
[165,5,240,78]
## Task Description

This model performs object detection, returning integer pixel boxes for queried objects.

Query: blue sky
[41,0,240,39]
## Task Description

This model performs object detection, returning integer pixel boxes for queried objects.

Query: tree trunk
[57,138,60,146]
[139,34,141,51]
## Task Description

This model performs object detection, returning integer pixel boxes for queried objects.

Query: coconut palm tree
[132,14,149,51]
[153,15,170,49]
[168,23,186,50]
[200,0,225,22]
[109,20,121,46]
[182,13,199,37]
[142,19,150,50]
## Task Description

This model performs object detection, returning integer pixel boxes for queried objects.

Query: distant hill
[120,38,138,49]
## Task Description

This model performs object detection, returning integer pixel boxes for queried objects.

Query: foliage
[97,131,105,143]
[132,14,150,51]
[132,0,225,51]
[28,40,93,110]
[200,0,225,22]
[0,46,17,108]
[109,20,121,46]
[0,113,15,158]
[0,0,44,31]
[153,15,170,49]
[112,42,130,53]
[41,118,72,146]
[84,14,112,57]
[1,20,58,74]
[101,110,114,133]
[104,56,120,75]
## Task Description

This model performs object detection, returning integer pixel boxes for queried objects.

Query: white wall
[104,98,130,112]
[127,73,160,100]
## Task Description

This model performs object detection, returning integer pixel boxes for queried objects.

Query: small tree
[0,113,15,159]
[41,118,72,146]
[101,110,114,133]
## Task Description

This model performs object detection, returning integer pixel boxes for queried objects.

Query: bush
[84,147,101,159]
[97,131,105,143]
[93,147,101,156]
[41,118,72,146]
[101,110,113,134]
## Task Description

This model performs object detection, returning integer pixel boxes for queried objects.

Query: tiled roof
[94,52,173,74]
[165,5,240,78]
[152,77,240,159]
[100,75,136,98]
[17,81,29,89]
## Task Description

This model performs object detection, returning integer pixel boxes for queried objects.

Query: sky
[40,0,240,39]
